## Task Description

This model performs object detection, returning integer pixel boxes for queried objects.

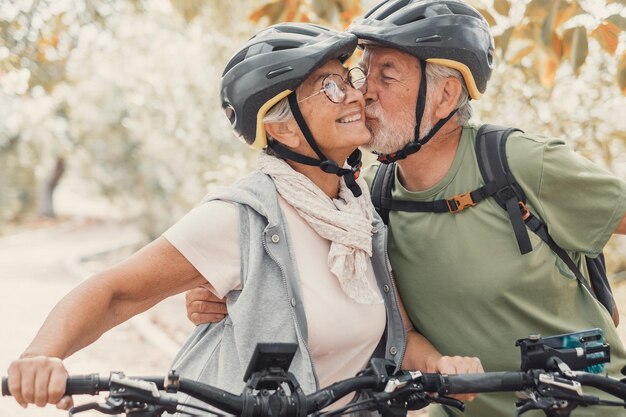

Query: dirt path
[0,218,624,416]
[0,219,194,416]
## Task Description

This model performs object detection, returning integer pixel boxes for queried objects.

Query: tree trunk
[37,157,65,218]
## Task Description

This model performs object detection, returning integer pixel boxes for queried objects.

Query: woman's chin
[337,124,371,146]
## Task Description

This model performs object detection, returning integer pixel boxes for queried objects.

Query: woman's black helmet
[221,23,357,149]
[347,0,494,99]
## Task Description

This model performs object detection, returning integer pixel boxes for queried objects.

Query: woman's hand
[7,356,73,409]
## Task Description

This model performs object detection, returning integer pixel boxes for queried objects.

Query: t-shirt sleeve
[508,133,626,255]
[162,200,241,298]
[363,162,381,190]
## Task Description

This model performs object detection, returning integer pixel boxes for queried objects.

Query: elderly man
[186,0,626,416]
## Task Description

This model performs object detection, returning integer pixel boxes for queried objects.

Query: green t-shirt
[365,124,626,417]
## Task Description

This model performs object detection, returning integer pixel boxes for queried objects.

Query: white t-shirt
[163,197,386,393]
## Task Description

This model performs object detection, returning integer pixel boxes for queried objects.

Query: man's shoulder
[466,123,557,147]
[468,123,563,170]
[363,161,382,188]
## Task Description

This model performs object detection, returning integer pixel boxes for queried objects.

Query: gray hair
[425,63,472,125]
[262,96,293,155]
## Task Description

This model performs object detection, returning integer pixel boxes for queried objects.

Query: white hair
[262,96,293,155]
[425,63,472,125]
[263,96,293,125]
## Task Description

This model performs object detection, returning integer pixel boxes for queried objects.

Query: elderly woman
[7,23,480,414]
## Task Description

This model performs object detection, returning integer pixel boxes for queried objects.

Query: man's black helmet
[347,0,494,99]
[221,23,357,149]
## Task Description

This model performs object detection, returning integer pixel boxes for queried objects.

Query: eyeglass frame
[297,67,368,104]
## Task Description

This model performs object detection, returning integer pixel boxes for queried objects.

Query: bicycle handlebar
[1,374,166,397]
[4,368,624,416]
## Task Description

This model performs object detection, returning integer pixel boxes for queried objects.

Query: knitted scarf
[257,152,381,304]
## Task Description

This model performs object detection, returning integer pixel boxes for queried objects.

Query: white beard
[364,100,434,155]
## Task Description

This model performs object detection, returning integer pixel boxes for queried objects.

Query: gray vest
[170,171,406,413]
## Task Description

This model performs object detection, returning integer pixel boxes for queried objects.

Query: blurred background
[1,0,625,239]
[0,0,625,415]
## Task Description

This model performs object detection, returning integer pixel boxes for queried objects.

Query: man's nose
[363,79,377,104]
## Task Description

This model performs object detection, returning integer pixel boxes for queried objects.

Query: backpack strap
[371,162,396,225]
[524,213,594,295]
[476,125,597,297]
[371,161,500,220]
[475,124,532,254]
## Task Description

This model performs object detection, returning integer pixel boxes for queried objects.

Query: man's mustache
[364,103,382,120]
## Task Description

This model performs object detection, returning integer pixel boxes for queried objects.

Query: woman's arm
[8,237,208,407]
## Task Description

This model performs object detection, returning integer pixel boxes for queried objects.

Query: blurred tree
[250,0,625,92]
[1,0,624,244]
[249,0,362,28]
[0,0,140,221]
[477,0,626,94]
[58,0,261,237]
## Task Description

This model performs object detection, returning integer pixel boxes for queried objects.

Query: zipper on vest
[381,224,406,368]
[262,232,320,390]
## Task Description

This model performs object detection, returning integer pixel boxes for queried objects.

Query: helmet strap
[413,60,428,148]
[266,93,363,197]
[376,60,457,164]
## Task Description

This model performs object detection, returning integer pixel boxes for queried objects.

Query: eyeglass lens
[322,68,368,104]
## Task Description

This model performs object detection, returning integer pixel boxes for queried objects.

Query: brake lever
[69,396,125,416]
[515,395,570,416]
[431,395,465,411]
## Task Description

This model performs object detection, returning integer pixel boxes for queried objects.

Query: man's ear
[433,77,462,119]
[265,120,301,148]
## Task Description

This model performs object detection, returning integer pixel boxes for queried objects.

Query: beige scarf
[257,152,382,304]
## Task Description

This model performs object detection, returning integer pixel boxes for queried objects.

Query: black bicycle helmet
[221,23,357,149]
[345,0,495,163]
[347,0,494,99]
[221,23,364,197]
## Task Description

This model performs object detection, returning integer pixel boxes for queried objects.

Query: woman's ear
[265,120,301,148]
[433,77,462,119]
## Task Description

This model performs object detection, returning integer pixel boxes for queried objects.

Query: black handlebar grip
[422,372,532,394]
[64,374,104,396]
[2,374,104,397]
[574,373,626,400]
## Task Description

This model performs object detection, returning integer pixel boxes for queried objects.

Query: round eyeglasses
[297,67,367,104]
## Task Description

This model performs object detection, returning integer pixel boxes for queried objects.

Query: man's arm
[184,284,485,373]
[185,286,228,324]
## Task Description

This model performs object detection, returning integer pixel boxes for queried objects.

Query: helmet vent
[448,3,482,19]
[415,35,441,44]
[374,0,411,20]
[267,66,294,79]
[223,104,236,125]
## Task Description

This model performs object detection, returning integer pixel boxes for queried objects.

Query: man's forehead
[360,46,417,68]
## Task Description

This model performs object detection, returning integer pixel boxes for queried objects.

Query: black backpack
[371,124,619,326]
